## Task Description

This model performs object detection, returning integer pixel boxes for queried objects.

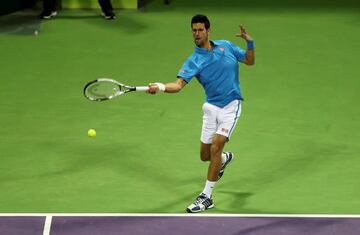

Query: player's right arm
[147,78,187,94]
[148,56,196,94]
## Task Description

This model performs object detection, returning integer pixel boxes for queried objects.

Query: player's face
[192,23,210,47]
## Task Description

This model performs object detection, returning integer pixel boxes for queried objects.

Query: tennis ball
[88,129,96,137]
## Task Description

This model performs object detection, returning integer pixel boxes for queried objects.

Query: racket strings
[85,81,121,100]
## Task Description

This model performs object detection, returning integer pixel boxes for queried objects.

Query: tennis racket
[83,78,149,101]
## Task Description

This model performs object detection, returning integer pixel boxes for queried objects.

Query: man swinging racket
[147,14,255,213]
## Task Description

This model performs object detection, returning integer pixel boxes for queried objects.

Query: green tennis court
[0,0,359,214]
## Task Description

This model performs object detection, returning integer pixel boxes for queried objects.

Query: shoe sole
[186,204,214,213]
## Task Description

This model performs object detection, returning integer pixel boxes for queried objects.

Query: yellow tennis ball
[88,129,96,137]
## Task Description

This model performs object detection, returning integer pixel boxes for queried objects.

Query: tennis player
[148,14,255,213]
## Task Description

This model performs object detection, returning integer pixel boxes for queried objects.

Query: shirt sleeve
[227,41,246,62]
[177,57,199,83]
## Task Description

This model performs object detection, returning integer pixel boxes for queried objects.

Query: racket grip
[135,86,150,91]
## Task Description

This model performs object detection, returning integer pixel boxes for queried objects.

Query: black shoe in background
[102,10,116,20]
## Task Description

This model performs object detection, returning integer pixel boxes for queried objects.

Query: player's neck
[202,40,213,50]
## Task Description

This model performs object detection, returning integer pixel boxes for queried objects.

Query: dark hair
[191,15,210,29]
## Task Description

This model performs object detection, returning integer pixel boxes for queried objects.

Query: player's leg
[186,103,217,213]
[202,134,227,198]
[207,134,227,181]
[200,142,211,161]
[216,99,241,179]
[200,142,233,167]
[187,100,241,213]
[187,135,226,213]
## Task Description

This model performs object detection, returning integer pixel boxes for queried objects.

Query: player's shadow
[146,188,256,213]
[212,190,263,214]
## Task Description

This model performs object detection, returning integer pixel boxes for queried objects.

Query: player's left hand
[236,25,253,42]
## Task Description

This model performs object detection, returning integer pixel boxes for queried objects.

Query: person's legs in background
[40,0,57,19]
[98,0,116,20]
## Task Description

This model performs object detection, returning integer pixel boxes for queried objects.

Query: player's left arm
[236,25,255,65]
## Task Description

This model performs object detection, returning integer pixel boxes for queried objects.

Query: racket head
[83,78,127,101]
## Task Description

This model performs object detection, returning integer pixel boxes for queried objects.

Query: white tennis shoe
[186,193,214,213]
[218,152,234,179]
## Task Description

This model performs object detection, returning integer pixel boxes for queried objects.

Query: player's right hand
[147,83,159,94]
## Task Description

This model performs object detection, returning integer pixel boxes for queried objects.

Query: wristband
[247,40,254,50]
[154,82,166,92]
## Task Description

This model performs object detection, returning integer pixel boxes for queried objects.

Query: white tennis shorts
[201,99,241,144]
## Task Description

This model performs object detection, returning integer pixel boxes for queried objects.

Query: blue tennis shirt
[177,40,246,108]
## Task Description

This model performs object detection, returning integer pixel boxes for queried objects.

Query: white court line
[43,215,52,235]
[0,213,359,218]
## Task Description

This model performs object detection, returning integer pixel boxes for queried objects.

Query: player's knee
[211,136,226,153]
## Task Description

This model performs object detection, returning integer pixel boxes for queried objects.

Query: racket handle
[135,86,149,92]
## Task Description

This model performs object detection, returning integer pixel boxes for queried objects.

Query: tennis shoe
[186,193,214,213]
[40,11,57,19]
[101,10,116,20]
[218,152,234,180]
